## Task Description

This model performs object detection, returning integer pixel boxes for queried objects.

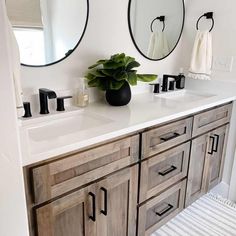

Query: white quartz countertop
[19,90,236,166]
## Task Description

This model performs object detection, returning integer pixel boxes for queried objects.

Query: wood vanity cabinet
[24,103,233,236]
[25,135,139,236]
[186,125,229,206]
[35,166,138,236]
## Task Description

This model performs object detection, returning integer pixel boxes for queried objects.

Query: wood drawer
[193,103,232,137]
[138,180,186,236]
[139,142,190,203]
[142,117,192,159]
[31,135,139,204]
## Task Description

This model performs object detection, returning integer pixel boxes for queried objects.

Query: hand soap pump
[75,78,89,107]
[176,68,185,89]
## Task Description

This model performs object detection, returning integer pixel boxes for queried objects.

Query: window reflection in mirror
[6,0,89,67]
[128,0,184,61]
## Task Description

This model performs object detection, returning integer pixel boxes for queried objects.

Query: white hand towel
[188,30,213,80]
[147,32,158,59]
[161,31,170,57]
[147,31,170,59]
[3,4,24,117]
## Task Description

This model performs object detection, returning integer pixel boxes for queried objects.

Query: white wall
[21,0,186,108]
[181,0,236,200]
[0,1,29,235]
[181,0,236,82]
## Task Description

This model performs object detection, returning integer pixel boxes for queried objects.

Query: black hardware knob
[56,96,72,111]
[22,102,32,118]
[150,83,160,93]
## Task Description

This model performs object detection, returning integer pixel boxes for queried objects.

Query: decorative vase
[105,82,131,106]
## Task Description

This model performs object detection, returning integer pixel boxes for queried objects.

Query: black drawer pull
[213,134,220,153]
[158,165,177,176]
[100,187,108,216]
[208,136,215,155]
[155,203,174,217]
[89,192,96,222]
[160,132,180,142]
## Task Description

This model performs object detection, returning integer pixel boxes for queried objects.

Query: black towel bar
[196,12,214,32]
[150,15,165,32]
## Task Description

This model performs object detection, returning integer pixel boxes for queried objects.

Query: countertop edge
[22,95,236,166]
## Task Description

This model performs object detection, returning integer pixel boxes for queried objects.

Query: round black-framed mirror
[6,0,89,67]
[128,0,185,61]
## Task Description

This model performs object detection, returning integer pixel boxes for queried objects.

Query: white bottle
[75,78,89,107]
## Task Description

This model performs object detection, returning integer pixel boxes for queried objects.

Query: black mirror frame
[21,0,89,68]
[127,0,185,61]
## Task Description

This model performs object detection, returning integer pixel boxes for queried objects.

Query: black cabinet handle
[213,134,220,153]
[158,165,177,176]
[208,136,215,155]
[100,187,108,216]
[89,192,96,222]
[160,132,180,142]
[155,203,174,217]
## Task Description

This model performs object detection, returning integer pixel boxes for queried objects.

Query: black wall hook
[196,12,214,32]
[150,16,165,32]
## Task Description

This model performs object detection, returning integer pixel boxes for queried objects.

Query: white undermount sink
[155,90,216,102]
[20,109,113,144]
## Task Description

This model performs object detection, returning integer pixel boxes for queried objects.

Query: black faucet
[39,88,57,114]
[162,74,183,92]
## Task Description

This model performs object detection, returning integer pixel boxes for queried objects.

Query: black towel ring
[150,16,165,32]
[196,12,214,32]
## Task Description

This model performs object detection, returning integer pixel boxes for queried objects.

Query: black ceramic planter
[106,82,131,106]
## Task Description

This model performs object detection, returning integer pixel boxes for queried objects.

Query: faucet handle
[169,81,176,91]
[22,102,32,118]
[56,96,72,111]
[149,83,160,93]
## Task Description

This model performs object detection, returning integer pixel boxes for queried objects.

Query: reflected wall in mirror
[6,0,89,67]
[128,0,185,61]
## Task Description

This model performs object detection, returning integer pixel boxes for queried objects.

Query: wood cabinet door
[31,135,139,204]
[36,185,97,236]
[208,125,229,190]
[185,133,210,206]
[96,166,138,236]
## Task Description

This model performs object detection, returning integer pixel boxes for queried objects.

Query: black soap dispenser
[176,68,185,89]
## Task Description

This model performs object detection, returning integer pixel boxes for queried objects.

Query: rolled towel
[188,30,213,80]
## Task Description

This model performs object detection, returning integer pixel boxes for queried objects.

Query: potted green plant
[85,53,157,106]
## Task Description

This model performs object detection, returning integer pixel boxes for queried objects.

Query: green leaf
[137,74,157,82]
[85,73,96,81]
[127,72,137,86]
[88,78,108,91]
[99,69,114,77]
[89,70,106,77]
[103,61,124,69]
[88,60,107,69]
[111,53,126,63]
[88,78,101,87]
[126,61,140,71]
[124,56,135,66]
[108,80,125,90]
[113,71,128,81]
